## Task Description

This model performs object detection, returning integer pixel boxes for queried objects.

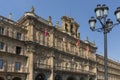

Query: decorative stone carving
[30,6,35,13]
[27,45,35,53]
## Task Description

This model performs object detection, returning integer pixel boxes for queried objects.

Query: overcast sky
[0,0,120,61]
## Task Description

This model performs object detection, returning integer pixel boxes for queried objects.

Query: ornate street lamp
[115,7,120,22]
[88,4,120,80]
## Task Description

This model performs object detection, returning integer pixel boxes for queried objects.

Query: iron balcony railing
[54,66,96,75]
[0,65,29,73]
[34,63,51,70]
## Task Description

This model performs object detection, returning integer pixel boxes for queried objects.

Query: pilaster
[26,45,35,80]
[48,52,55,80]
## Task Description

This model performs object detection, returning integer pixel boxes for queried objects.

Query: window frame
[16,46,21,55]
[16,32,22,40]
[0,27,4,35]
[15,62,21,70]
[0,42,4,50]
[0,59,3,69]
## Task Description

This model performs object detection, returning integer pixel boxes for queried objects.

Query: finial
[48,16,53,26]
[56,21,59,27]
[48,16,52,22]
[77,33,80,38]
[86,36,89,41]
[92,41,96,47]
[9,13,12,20]
[84,36,89,43]
[30,6,35,13]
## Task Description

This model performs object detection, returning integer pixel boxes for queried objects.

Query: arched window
[70,24,73,34]
[65,23,68,32]
[0,77,4,80]
[13,77,21,80]
[89,77,94,80]
[55,75,62,80]
[67,76,76,80]
[35,73,46,80]
[80,77,84,80]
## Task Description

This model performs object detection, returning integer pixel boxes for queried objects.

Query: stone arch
[70,24,73,34]
[89,77,94,80]
[13,77,21,80]
[0,77,4,80]
[80,77,84,80]
[55,75,62,80]
[65,23,68,32]
[35,73,46,80]
[67,76,76,80]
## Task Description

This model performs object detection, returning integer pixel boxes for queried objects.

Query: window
[16,32,21,40]
[15,62,21,70]
[0,27,4,34]
[65,23,68,32]
[0,59,3,69]
[0,42,4,50]
[16,46,21,55]
[70,24,73,34]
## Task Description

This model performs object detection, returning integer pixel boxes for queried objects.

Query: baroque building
[0,7,119,80]
[96,54,120,80]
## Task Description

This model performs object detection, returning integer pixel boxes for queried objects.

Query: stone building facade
[0,7,119,80]
[96,54,120,80]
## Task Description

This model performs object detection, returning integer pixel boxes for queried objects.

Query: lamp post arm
[91,27,104,32]
[98,19,105,27]
[106,22,120,33]
[111,23,120,28]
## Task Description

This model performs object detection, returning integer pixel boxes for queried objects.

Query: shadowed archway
[35,73,46,80]
[67,76,76,80]
[89,77,94,80]
[13,77,21,80]
[80,77,84,80]
[55,75,62,80]
[0,77,4,80]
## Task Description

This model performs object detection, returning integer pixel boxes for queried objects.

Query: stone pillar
[26,45,34,80]
[48,54,54,80]
[27,23,34,41]
[49,29,54,47]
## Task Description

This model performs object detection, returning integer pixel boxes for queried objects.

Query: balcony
[97,68,104,72]
[88,54,96,62]
[89,70,96,75]
[54,66,96,75]
[97,76,104,80]
[0,65,29,74]
[34,63,51,71]
[0,51,28,58]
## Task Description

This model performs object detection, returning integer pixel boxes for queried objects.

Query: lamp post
[88,4,120,80]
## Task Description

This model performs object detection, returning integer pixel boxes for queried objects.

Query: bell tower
[61,16,80,38]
